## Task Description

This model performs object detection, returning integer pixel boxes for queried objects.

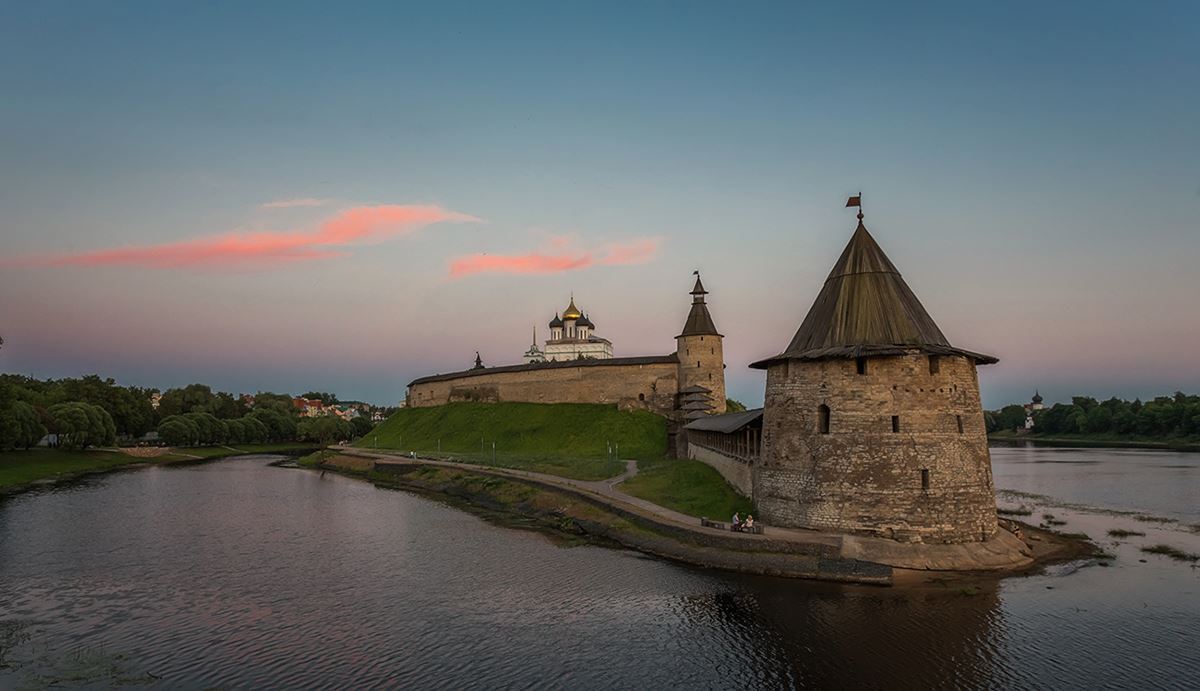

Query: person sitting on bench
[744,514,755,531]
[731,512,742,532]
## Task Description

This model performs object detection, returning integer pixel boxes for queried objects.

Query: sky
[1,1,1198,408]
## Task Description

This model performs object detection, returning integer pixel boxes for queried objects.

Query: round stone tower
[676,273,726,416]
[749,214,999,544]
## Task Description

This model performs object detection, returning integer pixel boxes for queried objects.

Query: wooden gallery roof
[750,220,997,369]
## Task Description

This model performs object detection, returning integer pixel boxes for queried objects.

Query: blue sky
[2,1,1198,407]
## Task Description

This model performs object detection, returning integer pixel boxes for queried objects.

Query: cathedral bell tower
[676,272,726,416]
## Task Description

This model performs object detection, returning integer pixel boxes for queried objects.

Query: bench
[700,518,764,535]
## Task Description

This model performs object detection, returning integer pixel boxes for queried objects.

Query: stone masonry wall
[753,353,997,544]
[676,334,727,414]
[688,443,753,497]
[408,362,679,416]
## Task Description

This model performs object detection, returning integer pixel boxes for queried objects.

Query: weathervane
[846,192,863,221]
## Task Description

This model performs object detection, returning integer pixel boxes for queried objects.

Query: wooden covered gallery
[683,407,763,462]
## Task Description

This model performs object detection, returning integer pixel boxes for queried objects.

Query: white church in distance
[523,296,614,363]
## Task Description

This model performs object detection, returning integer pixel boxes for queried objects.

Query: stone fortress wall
[407,276,726,422]
[753,353,997,544]
[407,358,682,416]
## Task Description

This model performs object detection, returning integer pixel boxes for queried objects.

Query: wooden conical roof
[678,273,720,337]
[750,220,996,368]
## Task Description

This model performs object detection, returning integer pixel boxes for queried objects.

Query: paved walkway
[325,447,1033,571]
[329,447,842,550]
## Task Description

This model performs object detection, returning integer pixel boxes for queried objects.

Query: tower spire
[679,272,719,336]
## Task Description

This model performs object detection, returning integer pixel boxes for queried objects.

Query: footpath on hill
[324,446,1056,579]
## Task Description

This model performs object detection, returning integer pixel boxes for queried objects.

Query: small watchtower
[676,272,726,416]
[750,208,999,544]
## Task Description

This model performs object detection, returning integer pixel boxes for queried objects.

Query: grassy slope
[356,402,667,480]
[621,458,753,519]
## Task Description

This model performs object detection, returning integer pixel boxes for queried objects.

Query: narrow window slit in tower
[892,415,900,433]
[957,415,964,434]
[921,469,930,490]
[856,357,867,375]
[928,355,940,375]
[819,405,831,434]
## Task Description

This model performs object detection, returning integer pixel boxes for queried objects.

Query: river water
[0,448,1197,689]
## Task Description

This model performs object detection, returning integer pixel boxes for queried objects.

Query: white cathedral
[523,296,614,363]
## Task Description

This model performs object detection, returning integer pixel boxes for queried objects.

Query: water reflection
[0,453,1196,689]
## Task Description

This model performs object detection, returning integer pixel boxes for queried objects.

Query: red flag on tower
[845,195,861,208]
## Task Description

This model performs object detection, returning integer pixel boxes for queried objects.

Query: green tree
[993,404,1028,432]
[48,402,115,449]
[239,415,269,443]
[249,408,296,441]
[297,417,353,444]
[183,412,223,445]
[158,418,196,446]
[350,415,374,438]
[224,418,246,444]
[159,415,200,445]
[725,398,747,413]
[252,392,297,417]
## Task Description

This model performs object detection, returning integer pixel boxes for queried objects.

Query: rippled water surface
[1,450,1198,689]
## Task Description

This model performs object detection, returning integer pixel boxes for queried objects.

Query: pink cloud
[319,205,478,244]
[599,237,662,266]
[449,236,662,278]
[259,197,331,209]
[7,204,480,269]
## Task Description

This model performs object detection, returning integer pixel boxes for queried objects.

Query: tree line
[0,374,390,451]
[986,392,1200,439]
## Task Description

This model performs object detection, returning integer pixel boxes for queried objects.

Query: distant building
[149,392,162,409]
[522,328,546,365]
[292,397,325,418]
[1023,390,1044,429]
[331,405,360,421]
[541,296,613,361]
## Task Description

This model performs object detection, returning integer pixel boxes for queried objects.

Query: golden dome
[562,296,582,320]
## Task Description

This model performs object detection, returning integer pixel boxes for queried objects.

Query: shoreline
[312,450,1098,587]
[0,445,320,497]
[988,432,1200,452]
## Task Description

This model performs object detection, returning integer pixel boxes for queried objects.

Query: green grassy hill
[356,402,668,476]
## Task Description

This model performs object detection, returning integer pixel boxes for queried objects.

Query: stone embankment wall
[407,361,679,415]
[687,444,753,497]
[754,353,998,544]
